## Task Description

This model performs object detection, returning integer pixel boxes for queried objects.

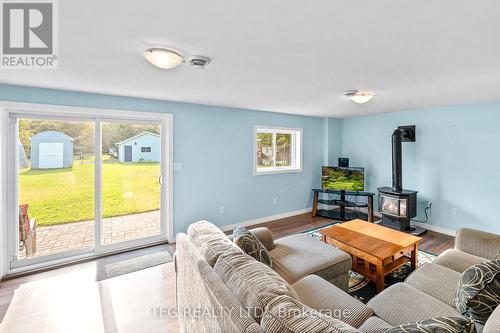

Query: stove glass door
[380,195,407,217]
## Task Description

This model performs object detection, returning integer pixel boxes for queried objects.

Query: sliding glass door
[100,121,162,246]
[6,106,171,271]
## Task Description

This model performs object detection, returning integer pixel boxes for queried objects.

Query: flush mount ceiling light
[343,90,376,104]
[143,47,185,69]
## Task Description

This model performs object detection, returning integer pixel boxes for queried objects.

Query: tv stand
[312,189,375,222]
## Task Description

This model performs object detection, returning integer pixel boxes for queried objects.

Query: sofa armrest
[455,228,500,260]
[249,227,275,251]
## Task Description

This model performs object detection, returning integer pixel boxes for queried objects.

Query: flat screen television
[322,166,365,191]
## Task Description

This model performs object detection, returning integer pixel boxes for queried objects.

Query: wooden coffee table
[320,219,421,293]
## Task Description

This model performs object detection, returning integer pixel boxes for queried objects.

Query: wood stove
[377,126,418,232]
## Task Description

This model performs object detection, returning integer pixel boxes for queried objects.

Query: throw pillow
[233,226,272,267]
[455,258,500,325]
[261,295,361,333]
[386,317,476,333]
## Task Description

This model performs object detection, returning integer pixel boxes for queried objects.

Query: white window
[254,126,302,175]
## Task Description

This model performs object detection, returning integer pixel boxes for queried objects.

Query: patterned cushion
[233,226,272,267]
[455,259,500,324]
[214,251,298,322]
[386,317,476,333]
[261,295,361,333]
[187,220,242,266]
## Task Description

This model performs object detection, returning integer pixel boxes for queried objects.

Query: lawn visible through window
[102,122,161,245]
[18,118,96,258]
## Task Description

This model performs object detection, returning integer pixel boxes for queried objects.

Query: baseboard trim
[319,206,456,237]
[219,206,456,236]
[356,206,456,236]
[411,222,456,237]
[221,208,312,232]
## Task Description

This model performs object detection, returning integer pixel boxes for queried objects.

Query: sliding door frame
[1,101,174,276]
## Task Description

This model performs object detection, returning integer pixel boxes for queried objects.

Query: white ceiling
[2,1,500,118]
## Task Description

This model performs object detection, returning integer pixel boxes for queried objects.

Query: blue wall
[0,84,326,235]
[4,83,498,236]
[323,118,342,165]
[340,102,500,234]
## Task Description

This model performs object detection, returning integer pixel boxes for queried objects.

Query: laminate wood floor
[0,214,454,333]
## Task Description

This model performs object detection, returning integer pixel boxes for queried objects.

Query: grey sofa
[175,223,500,333]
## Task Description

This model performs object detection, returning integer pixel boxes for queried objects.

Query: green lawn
[19,161,160,226]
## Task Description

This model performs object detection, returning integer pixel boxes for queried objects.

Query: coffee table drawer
[325,237,378,265]
[393,245,415,260]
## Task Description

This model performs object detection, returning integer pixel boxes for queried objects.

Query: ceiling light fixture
[343,90,375,104]
[143,47,185,69]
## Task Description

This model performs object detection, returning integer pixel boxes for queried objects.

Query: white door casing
[1,101,174,276]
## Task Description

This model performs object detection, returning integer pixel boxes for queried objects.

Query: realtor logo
[1,0,58,68]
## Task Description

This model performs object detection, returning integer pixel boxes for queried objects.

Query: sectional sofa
[175,221,500,332]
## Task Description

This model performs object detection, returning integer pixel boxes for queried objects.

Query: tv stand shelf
[318,199,368,208]
[312,189,375,222]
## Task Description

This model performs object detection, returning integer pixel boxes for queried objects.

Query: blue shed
[30,131,74,169]
[116,132,160,163]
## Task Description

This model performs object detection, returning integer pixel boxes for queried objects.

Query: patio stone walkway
[19,211,160,259]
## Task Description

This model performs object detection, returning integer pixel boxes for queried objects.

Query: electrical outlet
[173,162,182,171]
[219,206,225,215]
[273,197,278,205]
[451,207,457,216]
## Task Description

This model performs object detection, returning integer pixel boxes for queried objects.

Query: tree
[19,120,33,158]
[256,133,272,166]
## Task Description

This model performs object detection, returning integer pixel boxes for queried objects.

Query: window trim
[141,146,152,152]
[253,126,303,175]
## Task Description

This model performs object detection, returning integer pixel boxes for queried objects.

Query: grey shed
[18,139,29,169]
[30,131,74,169]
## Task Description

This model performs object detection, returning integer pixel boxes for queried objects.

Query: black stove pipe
[392,129,403,192]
